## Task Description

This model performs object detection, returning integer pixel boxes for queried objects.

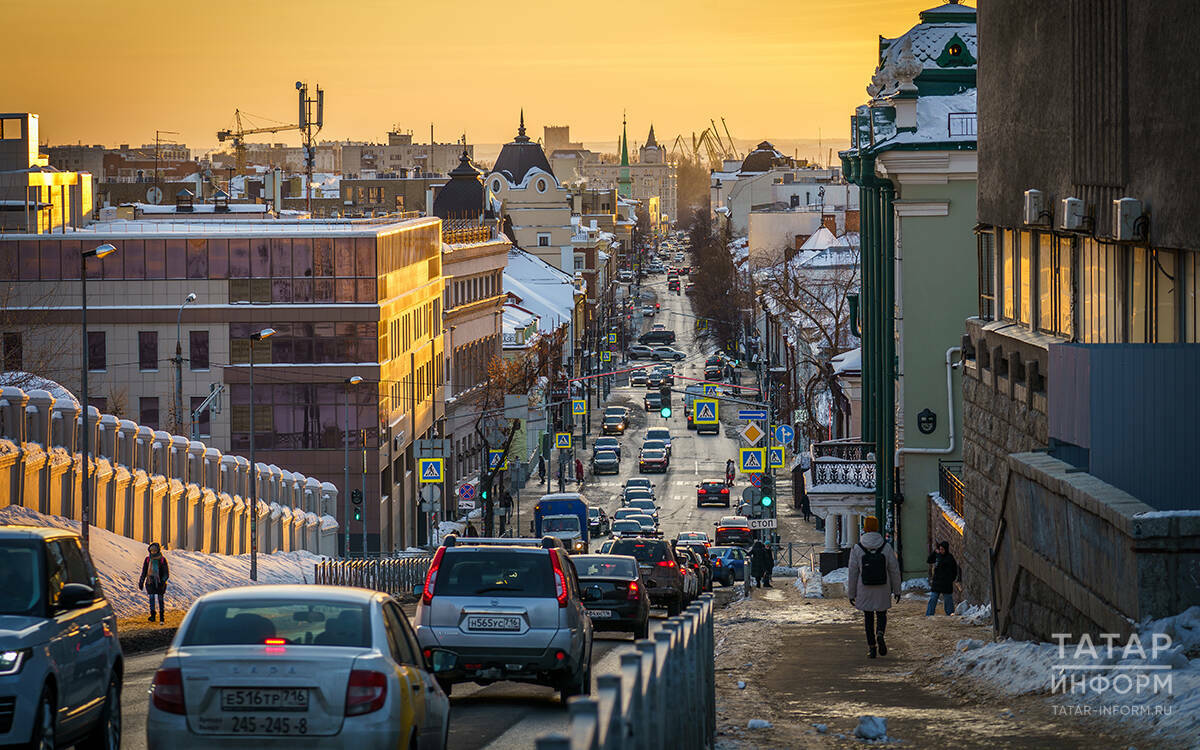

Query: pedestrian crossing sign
[572,399,586,416]
[555,432,572,449]
[418,458,444,484]
[488,449,506,470]
[601,351,612,362]
[693,398,718,425]
[608,333,617,344]
[739,447,766,473]
[702,384,718,397]
[769,446,785,470]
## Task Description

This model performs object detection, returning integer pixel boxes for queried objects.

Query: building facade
[0,113,93,233]
[341,131,474,178]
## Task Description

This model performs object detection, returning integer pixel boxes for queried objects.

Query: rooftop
[4,214,436,238]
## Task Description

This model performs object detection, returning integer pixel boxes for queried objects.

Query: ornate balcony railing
[810,457,876,491]
[939,460,964,517]
[812,440,874,461]
[442,222,494,245]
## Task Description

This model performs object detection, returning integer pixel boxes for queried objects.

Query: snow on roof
[503,247,576,332]
[0,371,79,408]
[832,347,862,375]
[504,303,538,329]
[133,202,269,214]
[875,90,978,148]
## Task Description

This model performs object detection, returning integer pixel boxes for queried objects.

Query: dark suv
[0,526,124,749]
[606,538,686,616]
[414,536,594,703]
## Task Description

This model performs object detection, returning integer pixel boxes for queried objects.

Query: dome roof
[432,151,486,221]
[491,111,556,187]
[739,141,790,174]
[869,2,976,97]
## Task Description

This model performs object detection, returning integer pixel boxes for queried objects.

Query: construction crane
[216,81,324,210]
[669,119,740,169]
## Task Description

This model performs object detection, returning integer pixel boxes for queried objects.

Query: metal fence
[811,440,874,461]
[536,593,716,750]
[939,460,965,517]
[770,541,821,569]
[313,555,433,598]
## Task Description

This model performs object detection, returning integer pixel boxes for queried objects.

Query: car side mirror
[58,583,95,610]
[426,648,458,674]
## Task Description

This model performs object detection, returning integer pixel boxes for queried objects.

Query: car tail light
[549,550,569,607]
[713,559,723,566]
[627,580,640,599]
[345,670,387,716]
[422,546,446,605]
[151,668,186,715]
[720,488,729,494]
[656,560,676,569]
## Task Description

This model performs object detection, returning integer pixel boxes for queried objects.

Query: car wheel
[79,674,121,750]
[27,686,55,750]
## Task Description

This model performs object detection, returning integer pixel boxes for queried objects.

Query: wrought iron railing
[939,460,965,517]
[810,458,876,490]
[812,440,874,461]
[442,220,494,245]
[948,112,977,137]
[313,555,432,598]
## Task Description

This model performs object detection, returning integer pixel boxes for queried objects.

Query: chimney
[845,210,861,233]
[821,214,838,234]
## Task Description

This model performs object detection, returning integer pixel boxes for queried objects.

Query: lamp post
[248,326,276,580]
[174,293,197,434]
[79,243,116,552]
[343,375,363,556]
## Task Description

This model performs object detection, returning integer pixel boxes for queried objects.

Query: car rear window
[574,556,638,578]
[435,550,554,598]
[609,539,670,563]
[612,520,641,531]
[0,541,44,617]
[646,429,670,441]
[182,600,371,647]
[629,500,656,511]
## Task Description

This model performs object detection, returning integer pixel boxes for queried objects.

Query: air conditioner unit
[1113,197,1143,241]
[1059,197,1084,230]
[1023,189,1045,224]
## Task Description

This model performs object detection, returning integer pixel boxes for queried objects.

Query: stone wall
[0,385,340,557]
[926,494,965,604]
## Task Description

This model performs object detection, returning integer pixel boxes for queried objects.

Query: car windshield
[0,541,44,617]
[643,440,666,450]
[702,482,725,490]
[641,449,665,458]
[626,479,652,489]
[574,556,638,578]
[182,600,372,647]
[604,416,622,423]
[434,550,555,598]
[609,539,670,563]
[719,518,750,528]
[543,517,581,533]
[588,508,600,518]
[679,533,706,541]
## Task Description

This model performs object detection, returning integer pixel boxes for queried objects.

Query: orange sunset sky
[7,0,929,155]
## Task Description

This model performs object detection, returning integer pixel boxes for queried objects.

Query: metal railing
[939,460,965,517]
[536,594,715,750]
[948,112,977,137]
[442,223,494,245]
[313,555,432,598]
[811,440,874,461]
[769,541,821,569]
[810,458,876,490]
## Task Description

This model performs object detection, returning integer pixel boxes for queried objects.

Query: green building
[831,1,977,577]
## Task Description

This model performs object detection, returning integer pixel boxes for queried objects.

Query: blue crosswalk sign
[418,458,444,484]
[555,432,572,449]
[703,384,718,397]
[769,446,785,469]
[693,398,718,425]
[774,425,794,445]
[739,448,766,473]
[488,449,505,470]
[572,399,586,416]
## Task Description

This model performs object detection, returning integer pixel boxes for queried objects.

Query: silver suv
[0,526,123,749]
[413,536,594,703]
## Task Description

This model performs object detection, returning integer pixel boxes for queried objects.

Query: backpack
[858,542,888,586]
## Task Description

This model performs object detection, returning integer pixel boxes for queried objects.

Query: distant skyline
[10,0,936,159]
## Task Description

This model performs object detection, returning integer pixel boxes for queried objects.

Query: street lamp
[79,243,116,552]
[343,375,363,557]
[174,293,197,434]
[248,326,276,580]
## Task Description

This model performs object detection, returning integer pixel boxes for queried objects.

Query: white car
[147,585,454,750]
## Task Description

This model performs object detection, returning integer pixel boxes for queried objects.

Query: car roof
[594,450,618,458]
[701,478,726,484]
[194,584,384,605]
[646,428,671,435]
[628,499,656,506]
[0,525,78,541]
[718,516,751,525]
[641,448,665,456]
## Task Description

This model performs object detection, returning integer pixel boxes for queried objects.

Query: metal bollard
[568,696,601,750]
[536,734,571,750]
[619,652,645,750]
[634,639,661,750]
[596,674,624,750]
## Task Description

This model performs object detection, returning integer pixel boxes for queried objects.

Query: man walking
[138,542,170,623]
[925,541,959,615]
[749,540,774,587]
[847,517,901,658]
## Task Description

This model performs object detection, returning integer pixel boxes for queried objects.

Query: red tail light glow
[720,488,729,494]
[345,670,388,716]
[549,550,569,607]
[422,546,446,605]
[656,560,676,568]
[264,638,286,645]
[627,580,640,599]
[151,668,186,715]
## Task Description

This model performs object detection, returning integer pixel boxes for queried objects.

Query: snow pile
[794,566,824,598]
[902,577,930,592]
[1,506,327,619]
[436,521,465,541]
[746,719,772,730]
[853,715,888,740]
[954,602,992,625]
[771,565,800,577]
[942,609,1200,746]
[823,567,849,583]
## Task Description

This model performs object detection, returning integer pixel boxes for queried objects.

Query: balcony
[808,440,875,496]
[442,220,495,245]
[812,440,873,461]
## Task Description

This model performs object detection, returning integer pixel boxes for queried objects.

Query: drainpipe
[893,346,962,467]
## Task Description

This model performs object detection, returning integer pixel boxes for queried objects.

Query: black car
[592,449,620,474]
[587,506,610,537]
[574,554,650,639]
[646,372,665,389]
[697,479,731,507]
[638,330,676,346]
[714,516,754,547]
[607,539,686,616]
[593,436,621,458]
[644,392,664,411]
[602,415,627,435]
[652,366,675,385]
[704,365,723,381]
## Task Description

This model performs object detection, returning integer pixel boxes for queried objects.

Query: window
[2,332,21,371]
[1185,252,1200,343]
[537,233,551,247]
[191,396,211,438]
[1080,239,1124,343]
[138,331,158,371]
[978,231,995,320]
[139,397,159,429]
[536,178,548,193]
[1000,230,1014,320]
[574,256,585,271]
[87,331,106,371]
[189,330,209,370]
[1018,231,1032,325]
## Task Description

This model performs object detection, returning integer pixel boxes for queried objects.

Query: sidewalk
[712,577,1154,749]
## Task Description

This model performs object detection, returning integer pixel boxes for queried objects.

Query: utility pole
[360,428,368,555]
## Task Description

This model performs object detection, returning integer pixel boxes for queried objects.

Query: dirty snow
[954,602,992,625]
[0,506,327,619]
[746,719,772,730]
[902,576,930,591]
[794,566,825,598]
[823,566,849,583]
[853,715,888,740]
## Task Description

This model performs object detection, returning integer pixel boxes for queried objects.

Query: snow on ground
[954,602,992,625]
[942,606,1200,746]
[902,576,930,591]
[823,566,849,583]
[1,506,327,619]
[793,566,825,598]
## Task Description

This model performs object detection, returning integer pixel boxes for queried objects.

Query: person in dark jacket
[138,542,169,623]
[749,540,774,587]
[925,541,958,616]
[574,457,585,486]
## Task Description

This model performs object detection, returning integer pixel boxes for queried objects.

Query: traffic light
[353,507,362,522]
[351,489,363,506]
[760,475,775,509]
[659,406,672,418]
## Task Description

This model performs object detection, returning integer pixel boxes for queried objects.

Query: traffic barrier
[313,555,433,597]
[535,593,715,750]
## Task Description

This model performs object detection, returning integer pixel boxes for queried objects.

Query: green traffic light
[660,407,672,418]
[353,508,362,521]
[761,495,773,507]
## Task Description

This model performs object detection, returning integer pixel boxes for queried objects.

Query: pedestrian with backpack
[925,541,959,615]
[847,516,901,658]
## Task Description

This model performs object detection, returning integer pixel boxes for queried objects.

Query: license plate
[466,615,522,631]
[588,609,614,618]
[226,715,312,735]
[221,688,309,712]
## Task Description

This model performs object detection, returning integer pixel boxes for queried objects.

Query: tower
[618,114,632,199]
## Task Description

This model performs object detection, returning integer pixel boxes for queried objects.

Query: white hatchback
[147,585,453,750]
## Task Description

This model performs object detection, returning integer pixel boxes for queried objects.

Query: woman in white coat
[847,516,901,658]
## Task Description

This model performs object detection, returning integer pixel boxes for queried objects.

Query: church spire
[646,124,658,148]
[620,114,630,167]
[618,112,632,198]
[515,109,530,143]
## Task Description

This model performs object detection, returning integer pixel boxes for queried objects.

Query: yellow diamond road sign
[738,422,764,446]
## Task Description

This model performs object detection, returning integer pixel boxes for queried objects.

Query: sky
[7,0,933,158]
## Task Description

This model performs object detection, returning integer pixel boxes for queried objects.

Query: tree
[687,209,749,353]
[674,155,711,232]
[0,278,79,394]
